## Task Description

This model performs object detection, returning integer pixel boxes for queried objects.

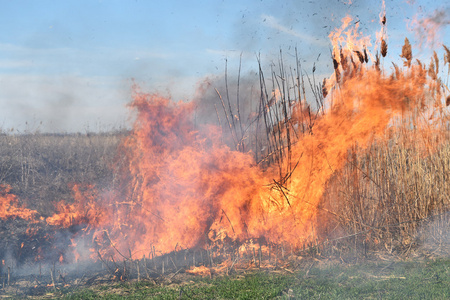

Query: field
[0,119,448,298]
[1,10,450,300]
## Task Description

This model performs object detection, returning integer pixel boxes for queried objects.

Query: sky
[0,0,449,133]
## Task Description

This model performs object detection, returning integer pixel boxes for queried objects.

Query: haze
[0,0,448,132]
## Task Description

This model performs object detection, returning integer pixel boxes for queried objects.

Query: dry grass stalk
[333,57,339,70]
[428,59,437,80]
[444,45,450,64]
[381,39,388,57]
[392,62,400,79]
[136,260,140,282]
[443,45,450,87]
[375,52,381,71]
[401,38,412,67]
[322,78,328,98]
[324,131,450,256]
[335,67,341,83]
[50,267,56,291]
[354,50,365,63]
[433,51,439,74]
[259,245,262,268]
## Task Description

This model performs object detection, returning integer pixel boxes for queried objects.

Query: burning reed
[63,16,450,261]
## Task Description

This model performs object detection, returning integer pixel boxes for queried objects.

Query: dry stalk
[103,230,129,261]
[228,256,239,274]
[275,245,278,269]
[209,249,214,267]
[221,209,235,234]
[50,267,56,291]
[401,38,412,67]
[259,245,262,269]
[32,274,41,287]
[381,39,388,57]
[58,270,66,285]
[123,259,127,279]
[137,260,140,282]
[215,88,238,147]
[144,256,150,279]
[96,250,114,275]
[170,256,177,271]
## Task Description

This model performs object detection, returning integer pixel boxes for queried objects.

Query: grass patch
[61,273,294,299]
[292,259,450,299]
[57,259,449,300]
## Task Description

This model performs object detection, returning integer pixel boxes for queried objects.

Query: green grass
[61,273,294,299]
[290,259,450,299]
[55,259,449,300]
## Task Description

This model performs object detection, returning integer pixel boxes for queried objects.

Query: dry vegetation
[211,39,450,258]
[323,129,450,257]
[0,131,126,216]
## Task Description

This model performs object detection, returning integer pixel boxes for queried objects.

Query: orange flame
[46,184,107,228]
[0,184,37,220]
[186,265,211,277]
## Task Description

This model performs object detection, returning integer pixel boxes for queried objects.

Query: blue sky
[0,0,448,132]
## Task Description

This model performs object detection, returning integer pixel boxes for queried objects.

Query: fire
[96,46,444,259]
[46,184,106,228]
[70,239,80,262]
[0,4,448,266]
[186,265,211,277]
[101,93,270,256]
[0,184,37,221]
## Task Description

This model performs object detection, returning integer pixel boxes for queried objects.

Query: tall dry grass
[0,131,125,215]
[242,41,450,256]
[322,125,450,256]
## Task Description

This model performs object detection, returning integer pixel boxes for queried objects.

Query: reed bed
[214,39,450,257]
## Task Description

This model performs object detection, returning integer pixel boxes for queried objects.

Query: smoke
[0,74,130,132]
[409,7,450,49]
[417,212,450,257]
[193,71,261,149]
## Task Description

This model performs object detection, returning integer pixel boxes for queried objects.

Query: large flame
[102,94,270,256]
[1,9,447,262]
[92,17,445,257]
